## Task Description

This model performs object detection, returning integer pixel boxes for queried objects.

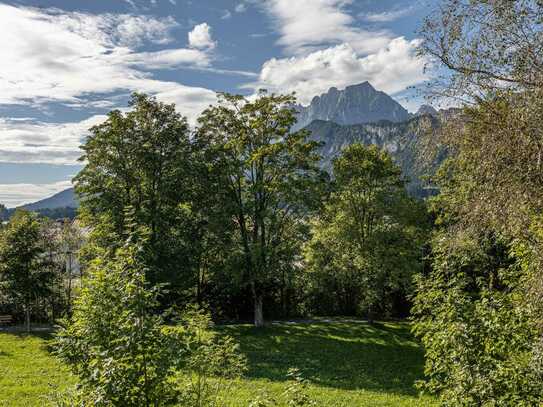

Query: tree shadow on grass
[220,321,424,397]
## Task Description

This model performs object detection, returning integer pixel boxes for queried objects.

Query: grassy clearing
[0,331,75,407]
[0,321,436,406]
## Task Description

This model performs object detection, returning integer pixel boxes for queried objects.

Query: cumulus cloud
[247,1,429,107]
[0,180,73,208]
[0,4,217,109]
[0,5,220,124]
[260,0,392,55]
[247,38,428,105]
[188,23,217,50]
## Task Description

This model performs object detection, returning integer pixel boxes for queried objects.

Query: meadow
[0,321,437,406]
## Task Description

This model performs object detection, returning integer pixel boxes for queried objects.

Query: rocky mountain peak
[294,82,410,131]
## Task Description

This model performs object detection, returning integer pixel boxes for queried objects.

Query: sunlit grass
[0,321,436,406]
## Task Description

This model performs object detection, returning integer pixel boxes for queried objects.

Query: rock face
[305,115,442,198]
[294,82,410,131]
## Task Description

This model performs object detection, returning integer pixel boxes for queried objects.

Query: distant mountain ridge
[20,187,78,211]
[294,81,410,131]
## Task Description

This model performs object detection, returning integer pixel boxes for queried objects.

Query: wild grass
[0,321,436,406]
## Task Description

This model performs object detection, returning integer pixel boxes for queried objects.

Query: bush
[174,306,247,407]
[54,237,181,406]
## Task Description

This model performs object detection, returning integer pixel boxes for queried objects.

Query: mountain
[21,187,78,211]
[305,114,442,197]
[294,82,410,131]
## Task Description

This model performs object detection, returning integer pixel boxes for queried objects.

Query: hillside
[306,115,441,197]
[20,187,78,211]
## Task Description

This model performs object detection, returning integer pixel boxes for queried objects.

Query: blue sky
[0,0,437,207]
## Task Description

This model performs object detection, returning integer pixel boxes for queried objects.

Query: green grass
[0,331,75,407]
[0,321,437,406]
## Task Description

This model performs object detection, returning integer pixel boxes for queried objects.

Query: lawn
[0,321,437,406]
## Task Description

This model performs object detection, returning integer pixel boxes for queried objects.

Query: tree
[305,144,427,320]
[0,210,55,331]
[55,230,182,406]
[419,0,543,104]
[196,92,326,326]
[413,1,543,403]
[75,93,195,299]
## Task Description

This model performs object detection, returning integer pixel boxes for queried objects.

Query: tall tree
[413,0,543,403]
[305,144,427,319]
[0,210,55,331]
[196,92,325,326]
[75,93,194,296]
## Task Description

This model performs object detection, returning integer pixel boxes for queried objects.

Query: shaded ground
[0,320,436,406]
[221,321,426,396]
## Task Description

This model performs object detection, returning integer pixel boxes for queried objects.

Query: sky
[0,0,438,207]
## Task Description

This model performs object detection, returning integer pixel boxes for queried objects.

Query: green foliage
[248,368,316,407]
[0,210,57,331]
[196,91,327,325]
[75,93,195,297]
[415,2,543,405]
[174,307,247,406]
[412,230,543,405]
[282,368,316,407]
[54,234,181,406]
[305,144,428,318]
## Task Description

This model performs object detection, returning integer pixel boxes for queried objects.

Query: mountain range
[19,82,448,211]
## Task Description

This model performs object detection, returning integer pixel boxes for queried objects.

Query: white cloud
[221,10,232,19]
[0,116,107,165]
[0,4,218,109]
[169,0,177,5]
[360,6,415,23]
[0,4,220,125]
[248,1,429,107]
[247,38,428,105]
[121,48,211,69]
[188,23,217,50]
[0,180,73,208]
[0,81,217,166]
[235,3,247,13]
[261,0,392,55]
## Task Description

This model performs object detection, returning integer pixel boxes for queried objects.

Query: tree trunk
[25,306,30,333]
[67,252,73,313]
[254,294,264,327]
